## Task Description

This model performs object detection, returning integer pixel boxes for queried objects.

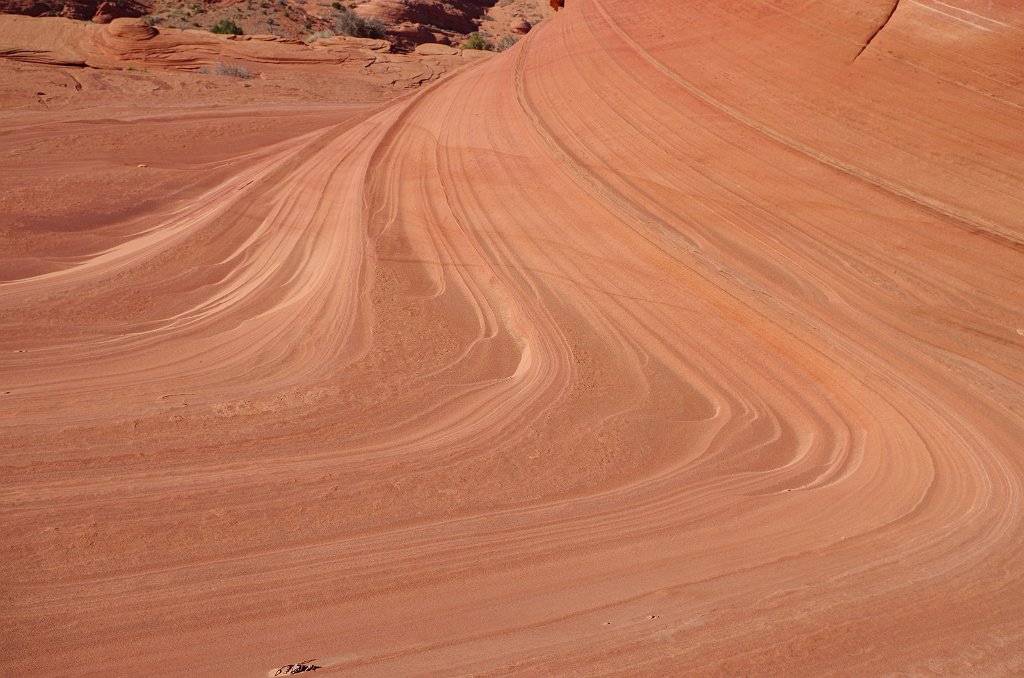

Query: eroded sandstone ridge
[0,14,486,75]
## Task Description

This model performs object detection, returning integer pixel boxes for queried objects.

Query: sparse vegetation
[216,62,255,78]
[211,19,243,35]
[304,30,334,43]
[496,35,519,51]
[462,32,493,51]
[335,9,386,39]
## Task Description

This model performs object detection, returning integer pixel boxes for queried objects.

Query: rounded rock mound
[106,17,157,40]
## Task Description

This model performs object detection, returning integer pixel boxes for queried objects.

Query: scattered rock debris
[270,660,320,676]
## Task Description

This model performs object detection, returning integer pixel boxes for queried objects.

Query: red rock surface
[510,18,530,34]
[0,14,482,75]
[2,0,1023,675]
[0,0,554,47]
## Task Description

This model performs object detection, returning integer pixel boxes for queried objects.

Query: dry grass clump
[215,62,255,78]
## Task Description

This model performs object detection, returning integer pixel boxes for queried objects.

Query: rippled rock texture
[2,0,1023,675]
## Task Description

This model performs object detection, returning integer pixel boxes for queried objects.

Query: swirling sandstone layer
[0,15,480,75]
[2,0,1023,675]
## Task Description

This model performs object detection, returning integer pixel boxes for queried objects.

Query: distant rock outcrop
[510,18,531,34]
[355,0,490,34]
[0,13,487,91]
[90,0,140,23]
[384,20,450,50]
[0,0,145,22]
[353,0,542,49]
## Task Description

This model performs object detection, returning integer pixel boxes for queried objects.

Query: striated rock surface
[0,13,482,80]
[0,15,93,65]
[2,0,1023,676]
[104,16,158,38]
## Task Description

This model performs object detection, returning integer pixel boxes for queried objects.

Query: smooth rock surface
[2,0,1022,675]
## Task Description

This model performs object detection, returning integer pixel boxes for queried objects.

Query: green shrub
[335,9,386,38]
[462,32,492,51]
[211,19,243,35]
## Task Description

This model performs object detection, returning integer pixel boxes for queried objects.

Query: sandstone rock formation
[354,0,489,34]
[0,0,145,21]
[104,15,157,37]
[353,0,549,49]
[90,0,140,23]
[510,18,530,34]
[0,13,483,79]
[2,0,1022,675]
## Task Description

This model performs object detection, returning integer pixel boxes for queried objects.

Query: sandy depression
[2,0,1023,675]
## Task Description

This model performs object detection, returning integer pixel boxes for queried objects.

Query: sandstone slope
[2,0,1022,675]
